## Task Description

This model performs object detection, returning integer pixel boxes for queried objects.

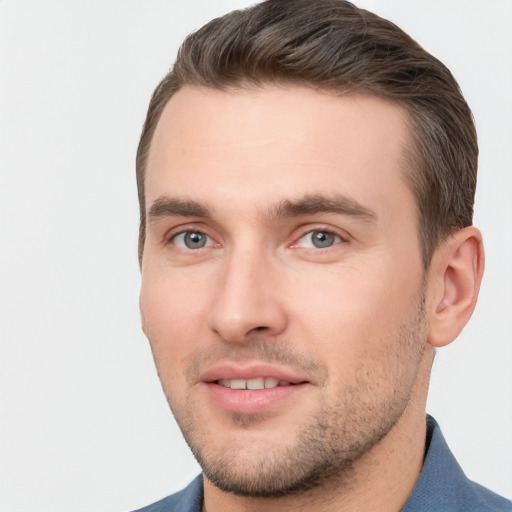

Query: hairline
[137,81,435,270]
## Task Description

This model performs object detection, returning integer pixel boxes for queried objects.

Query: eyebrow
[269,194,377,222]
[148,196,212,222]
[147,193,377,223]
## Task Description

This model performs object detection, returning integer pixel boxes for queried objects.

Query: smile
[199,364,312,414]
[216,377,292,390]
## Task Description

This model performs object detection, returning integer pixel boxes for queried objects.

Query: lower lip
[204,382,309,415]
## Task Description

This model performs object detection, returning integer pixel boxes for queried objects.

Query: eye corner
[292,228,346,250]
[161,223,221,252]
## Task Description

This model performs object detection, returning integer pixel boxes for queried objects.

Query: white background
[0,1,510,511]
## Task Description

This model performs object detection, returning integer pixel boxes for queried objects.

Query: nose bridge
[208,241,286,342]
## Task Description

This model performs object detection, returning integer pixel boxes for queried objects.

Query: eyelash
[164,225,216,250]
[165,224,348,252]
[291,226,348,250]
[172,231,215,250]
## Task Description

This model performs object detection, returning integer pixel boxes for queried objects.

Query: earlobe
[427,226,485,348]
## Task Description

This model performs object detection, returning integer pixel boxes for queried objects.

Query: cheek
[290,267,401,335]
[288,266,421,376]
[140,271,208,372]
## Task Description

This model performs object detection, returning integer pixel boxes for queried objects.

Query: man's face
[140,86,430,496]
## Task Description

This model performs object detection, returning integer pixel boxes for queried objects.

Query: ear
[427,226,485,348]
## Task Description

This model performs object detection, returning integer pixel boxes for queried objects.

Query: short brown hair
[136,0,478,269]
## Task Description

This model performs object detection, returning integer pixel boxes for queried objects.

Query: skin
[139,85,484,512]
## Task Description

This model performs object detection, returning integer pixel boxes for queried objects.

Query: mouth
[216,377,297,390]
[200,365,311,415]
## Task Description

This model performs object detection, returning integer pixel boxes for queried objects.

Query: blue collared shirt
[135,416,512,512]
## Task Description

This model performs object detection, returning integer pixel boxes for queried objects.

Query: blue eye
[297,230,341,249]
[173,231,213,250]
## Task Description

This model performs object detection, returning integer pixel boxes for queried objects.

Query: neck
[203,348,434,512]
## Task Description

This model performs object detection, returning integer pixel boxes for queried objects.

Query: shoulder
[132,475,203,512]
[465,481,512,512]
[403,416,512,512]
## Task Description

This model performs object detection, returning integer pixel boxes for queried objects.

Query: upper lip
[199,363,310,385]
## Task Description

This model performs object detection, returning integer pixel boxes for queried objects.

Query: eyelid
[161,222,349,251]
[173,231,215,250]
[163,223,219,247]
[289,224,350,248]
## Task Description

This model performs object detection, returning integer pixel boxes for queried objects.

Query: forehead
[145,85,414,221]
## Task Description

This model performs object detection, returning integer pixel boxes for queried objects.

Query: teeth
[230,379,247,390]
[247,377,265,390]
[217,377,290,389]
[265,377,279,388]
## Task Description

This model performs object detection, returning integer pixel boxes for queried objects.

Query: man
[134,1,512,511]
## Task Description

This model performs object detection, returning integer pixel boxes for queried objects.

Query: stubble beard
[158,299,427,498]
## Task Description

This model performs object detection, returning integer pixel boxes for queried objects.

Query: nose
[207,249,288,343]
